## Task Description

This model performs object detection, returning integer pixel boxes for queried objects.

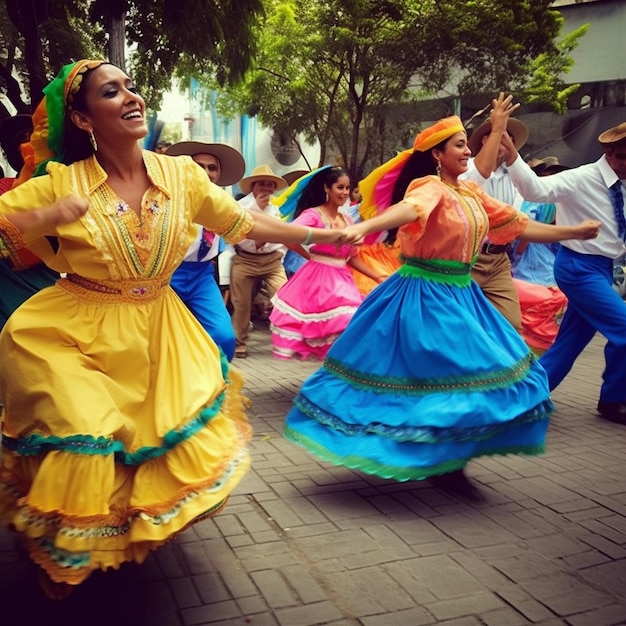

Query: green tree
[203,0,580,182]
[522,23,589,114]
[1,0,104,115]
[0,0,263,114]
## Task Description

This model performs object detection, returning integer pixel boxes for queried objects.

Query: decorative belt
[234,245,279,256]
[308,253,348,267]
[480,242,509,255]
[61,273,169,302]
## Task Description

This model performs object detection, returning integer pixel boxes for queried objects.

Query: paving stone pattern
[1,325,625,626]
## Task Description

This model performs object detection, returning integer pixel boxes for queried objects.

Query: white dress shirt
[235,192,286,255]
[460,158,524,209]
[508,155,626,260]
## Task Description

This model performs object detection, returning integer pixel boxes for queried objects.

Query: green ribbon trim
[284,424,545,482]
[323,351,536,395]
[399,256,473,287]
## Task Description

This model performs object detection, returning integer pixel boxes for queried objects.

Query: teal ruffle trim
[2,351,232,465]
[293,394,553,444]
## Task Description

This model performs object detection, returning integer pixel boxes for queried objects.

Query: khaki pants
[471,252,522,331]
[230,250,287,348]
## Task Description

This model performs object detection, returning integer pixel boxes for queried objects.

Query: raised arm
[472,93,520,179]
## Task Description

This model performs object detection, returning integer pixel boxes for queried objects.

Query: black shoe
[597,401,626,424]
[430,469,475,492]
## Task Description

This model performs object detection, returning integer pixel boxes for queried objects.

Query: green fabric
[33,63,76,177]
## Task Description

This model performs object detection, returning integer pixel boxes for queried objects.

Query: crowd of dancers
[0,60,624,599]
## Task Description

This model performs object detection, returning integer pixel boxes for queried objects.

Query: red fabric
[513,278,567,352]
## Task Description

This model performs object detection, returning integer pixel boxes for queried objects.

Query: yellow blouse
[0,151,253,280]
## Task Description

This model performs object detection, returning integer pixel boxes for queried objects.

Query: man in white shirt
[460,113,529,330]
[503,122,626,424]
[166,141,245,361]
[230,165,288,358]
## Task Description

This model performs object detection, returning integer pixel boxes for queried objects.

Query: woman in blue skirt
[284,104,601,489]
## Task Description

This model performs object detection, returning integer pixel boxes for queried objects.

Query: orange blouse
[398,176,528,263]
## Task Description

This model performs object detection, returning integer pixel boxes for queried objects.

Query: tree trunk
[107,13,126,71]
[7,0,47,109]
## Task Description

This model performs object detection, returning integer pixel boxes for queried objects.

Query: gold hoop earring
[89,130,98,152]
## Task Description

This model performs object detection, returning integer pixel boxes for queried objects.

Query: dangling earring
[88,130,98,152]
[435,160,441,178]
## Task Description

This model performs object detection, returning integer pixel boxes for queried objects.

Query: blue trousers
[540,247,626,402]
[171,261,236,361]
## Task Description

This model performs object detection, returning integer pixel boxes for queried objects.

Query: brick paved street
[1,324,625,626]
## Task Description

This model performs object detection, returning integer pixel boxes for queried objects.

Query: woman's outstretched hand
[340,223,368,245]
[572,219,601,240]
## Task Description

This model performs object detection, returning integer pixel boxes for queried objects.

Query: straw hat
[528,156,569,175]
[239,164,288,195]
[165,141,245,186]
[468,118,529,155]
[0,114,33,171]
[597,121,626,145]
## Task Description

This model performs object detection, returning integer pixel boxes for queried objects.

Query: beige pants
[230,250,287,348]
[471,252,522,331]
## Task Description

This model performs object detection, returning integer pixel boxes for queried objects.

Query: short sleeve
[184,158,254,244]
[293,208,321,227]
[465,180,528,244]
[396,176,445,242]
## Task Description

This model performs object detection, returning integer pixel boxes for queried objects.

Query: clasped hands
[327,222,369,246]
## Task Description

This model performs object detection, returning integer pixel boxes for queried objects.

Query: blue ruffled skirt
[285,258,553,481]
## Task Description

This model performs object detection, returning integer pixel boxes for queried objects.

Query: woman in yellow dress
[0,60,349,597]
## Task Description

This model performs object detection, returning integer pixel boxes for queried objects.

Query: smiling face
[71,64,148,146]
[325,174,351,208]
[433,131,471,182]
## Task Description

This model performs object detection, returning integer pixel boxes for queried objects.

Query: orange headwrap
[412,116,466,152]
[358,116,466,220]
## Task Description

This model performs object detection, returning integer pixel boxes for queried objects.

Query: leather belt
[480,242,508,255]
[234,245,275,256]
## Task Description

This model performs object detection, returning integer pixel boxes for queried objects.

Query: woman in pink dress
[270,166,382,359]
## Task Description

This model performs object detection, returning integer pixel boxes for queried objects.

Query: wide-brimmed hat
[528,156,569,175]
[0,114,34,171]
[597,121,626,145]
[468,118,529,155]
[165,141,245,186]
[282,169,310,187]
[239,164,287,195]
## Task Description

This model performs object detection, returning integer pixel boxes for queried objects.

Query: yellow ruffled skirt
[0,279,251,585]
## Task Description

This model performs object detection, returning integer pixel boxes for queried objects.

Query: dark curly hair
[293,166,350,220]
